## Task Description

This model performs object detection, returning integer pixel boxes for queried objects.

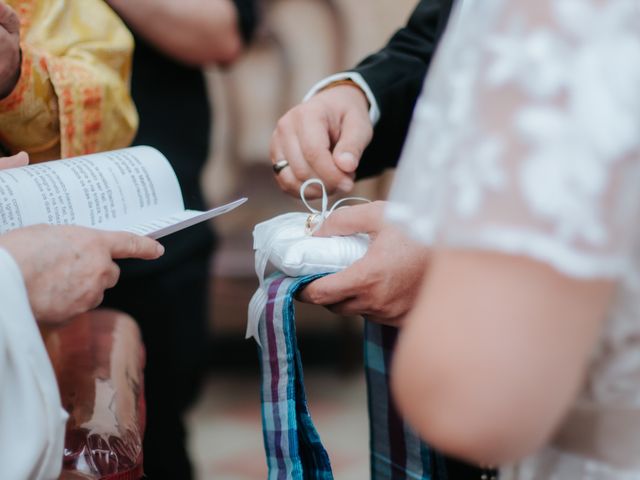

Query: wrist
[0,228,37,280]
[318,80,370,114]
[320,79,369,105]
[304,72,380,124]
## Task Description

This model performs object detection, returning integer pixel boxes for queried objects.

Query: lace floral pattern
[387,0,640,477]
[388,0,640,281]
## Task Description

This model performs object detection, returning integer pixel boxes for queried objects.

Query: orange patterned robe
[0,0,138,161]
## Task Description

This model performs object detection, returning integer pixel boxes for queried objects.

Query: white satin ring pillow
[253,212,370,277]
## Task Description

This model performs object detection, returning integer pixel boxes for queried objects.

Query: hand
[298,201,429,326]
[0,225,164,324]
[0,2,21,98]
[271,83,373,199]
[0,151,28,169]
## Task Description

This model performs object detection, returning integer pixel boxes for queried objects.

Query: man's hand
[0,151,28,169]
[271,83,373,199]
[298,201,429,326]
[0,225,165,324]
[0,2,21,98]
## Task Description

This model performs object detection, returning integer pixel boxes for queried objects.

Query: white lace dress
[386,0,640,478]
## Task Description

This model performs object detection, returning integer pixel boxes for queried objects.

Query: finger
[105,232,165,260]
[314,201,385,237]
[368,314,404,328]
[298,181,324,200]
[271,116,314,195]
[0,151,28,170]
[333,109,373,173]
[0,3,20,34]
[326,297,368,317]
[271,156,304,197]
[281,133,320,190]
[298,119,354,194]
[90,292,105,311]
[103,262,120,289]
[298,265,364,305]
[326,298,402,327]
[270,130,305,196]
[273,136,326,199]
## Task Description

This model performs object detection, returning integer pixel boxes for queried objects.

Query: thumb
[333,109,372,173]
[0,3,20,34]
[298,264,363,305]
[314,201,385,237]
[106,232,165,260]
[0,151,29,170]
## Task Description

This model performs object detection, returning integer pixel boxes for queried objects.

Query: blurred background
[188,0,415,478]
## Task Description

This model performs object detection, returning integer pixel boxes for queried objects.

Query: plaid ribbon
[257,273,332,480]
[365,322,447,479]
[257,272,493,480]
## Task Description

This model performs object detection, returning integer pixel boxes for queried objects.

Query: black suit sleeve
[231,0,259,43]
[352,0,454,179]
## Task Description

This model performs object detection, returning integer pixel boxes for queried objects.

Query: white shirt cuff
[303,72,381,125]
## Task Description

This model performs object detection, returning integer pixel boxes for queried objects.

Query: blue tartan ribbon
[257,273,333,480]
[256,272,449,480]
[365,322,448,480]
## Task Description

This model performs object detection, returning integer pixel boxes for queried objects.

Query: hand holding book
[0,224,164,323]
[0,146,246,323]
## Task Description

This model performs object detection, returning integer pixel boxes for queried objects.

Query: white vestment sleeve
[0,248,67,480]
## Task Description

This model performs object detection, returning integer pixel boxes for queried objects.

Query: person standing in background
[102,1,258,478]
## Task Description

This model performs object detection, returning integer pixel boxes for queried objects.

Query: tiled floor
[186,372,370,480]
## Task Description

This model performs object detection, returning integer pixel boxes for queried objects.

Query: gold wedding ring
[305,213,320,235]
[272,159,289,175]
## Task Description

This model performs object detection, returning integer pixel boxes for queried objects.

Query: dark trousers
[101,249,211,479]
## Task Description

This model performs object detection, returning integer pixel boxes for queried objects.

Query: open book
[0,146,247,239]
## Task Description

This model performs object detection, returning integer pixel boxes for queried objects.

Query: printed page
[0,146,183,234]
[120,198,248,239]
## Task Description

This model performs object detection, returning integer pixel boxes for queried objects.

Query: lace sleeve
[387,0,640,281]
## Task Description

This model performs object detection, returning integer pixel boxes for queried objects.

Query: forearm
[107,0,243,65]
[392,250,611,465]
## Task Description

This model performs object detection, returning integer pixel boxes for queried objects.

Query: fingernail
[338,178,354,192]
[156,244,165,256]
[336,152,357,171]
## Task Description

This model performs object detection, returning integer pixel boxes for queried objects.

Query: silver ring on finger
[272,159,289,175]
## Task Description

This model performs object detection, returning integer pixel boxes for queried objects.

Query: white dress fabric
[387,0,640,478]
[0,248,67,479]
